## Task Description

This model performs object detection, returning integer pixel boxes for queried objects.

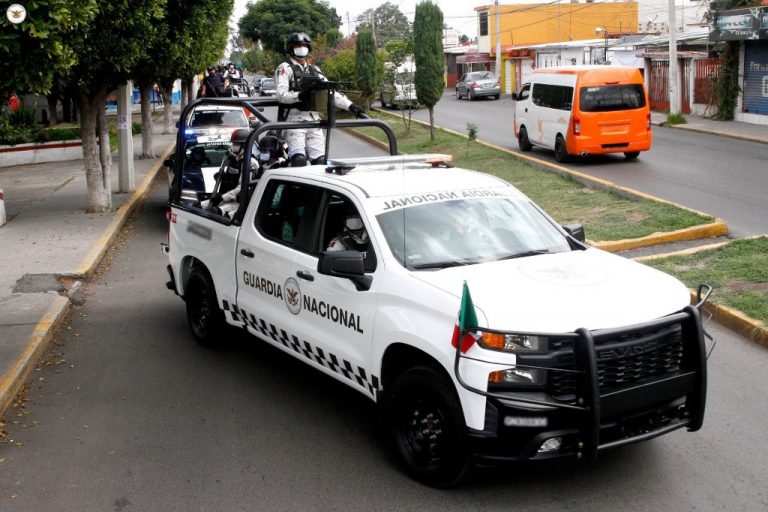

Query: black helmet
[231,128,251,145]
[285,32,312,55]
[259,135,282,158]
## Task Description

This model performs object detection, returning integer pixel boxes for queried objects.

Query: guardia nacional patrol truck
[164,96,711,487]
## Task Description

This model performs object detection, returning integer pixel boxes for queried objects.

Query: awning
[457,53,492,64]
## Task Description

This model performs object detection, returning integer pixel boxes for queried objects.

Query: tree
[413,1,444,141]
[1,0,97,98]
[356,28,377,111]
[67,1,167,213]
[357,2,411,48]
[239,0,341,56]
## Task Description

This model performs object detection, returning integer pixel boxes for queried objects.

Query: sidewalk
[0,125,176,415]
[0,109,766,418]
[650,111,768,144]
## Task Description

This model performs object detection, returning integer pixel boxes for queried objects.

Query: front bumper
[455,290,711,463]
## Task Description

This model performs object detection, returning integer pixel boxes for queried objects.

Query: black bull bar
[454,284,713,462]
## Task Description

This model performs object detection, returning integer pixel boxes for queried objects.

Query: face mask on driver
[293,46,309,58]
[259,151,271,162]
[345,216,363,231]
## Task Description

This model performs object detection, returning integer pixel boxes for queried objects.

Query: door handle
[240,248,254,258]
[296,270,314,282]
[524,107,528,112]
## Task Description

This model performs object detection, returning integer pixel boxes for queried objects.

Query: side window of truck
[255,180,320,251]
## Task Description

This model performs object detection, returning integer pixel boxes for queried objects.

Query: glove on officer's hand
[349,104,365,118]
[298,90,310,103]
[209,193,223,207]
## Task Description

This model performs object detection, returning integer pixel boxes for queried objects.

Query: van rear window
[579,84,646,112]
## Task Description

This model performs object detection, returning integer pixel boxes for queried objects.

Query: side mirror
[511,92,518,101]
[317,250,372,291]
[562,223,586,243]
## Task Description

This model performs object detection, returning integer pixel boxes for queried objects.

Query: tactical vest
[337,230,368,254]
[278,60,322,120]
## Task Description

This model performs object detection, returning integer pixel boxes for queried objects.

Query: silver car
[456,71,501,100]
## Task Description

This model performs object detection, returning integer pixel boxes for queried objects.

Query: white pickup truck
[164,97,712,487]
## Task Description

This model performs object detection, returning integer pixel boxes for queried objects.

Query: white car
[185,104,252,144]
[165,104,711,487]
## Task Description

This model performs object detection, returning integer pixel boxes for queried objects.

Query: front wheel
[518,126,533,152]
[624,151,640,159]
[185,268,225,347]
[383,366,470,487]
[554,135,570,163]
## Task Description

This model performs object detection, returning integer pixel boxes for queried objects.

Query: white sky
[232,0,479,39]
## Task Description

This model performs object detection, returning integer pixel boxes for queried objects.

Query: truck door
[289,190,378,398]
[233,180,319,348]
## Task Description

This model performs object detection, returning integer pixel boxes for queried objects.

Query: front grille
[547,324,684,398]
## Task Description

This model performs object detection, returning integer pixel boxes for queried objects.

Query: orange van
[512,66,652,162]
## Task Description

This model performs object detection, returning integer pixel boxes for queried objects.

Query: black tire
[492,95,500,100]
[518,126,533,152]
[383,366,470,487]
[554,135,570,163]
[624,151,640,160]
[185,268,225,347]
[455,88,461,100]
[467,89,474,101]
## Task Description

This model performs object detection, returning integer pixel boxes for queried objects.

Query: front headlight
[480,333,549,352]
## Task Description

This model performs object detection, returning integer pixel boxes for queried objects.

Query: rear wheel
[383,366,470,487]
[492,95,500,100]
[467,89,474,101]
[624,151,640,159]
[518,126,533,152]
[554,135,570,163]
[185,268,225,347]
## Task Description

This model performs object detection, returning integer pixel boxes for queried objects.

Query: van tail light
[647,113,651,130]
[573,115,581,135]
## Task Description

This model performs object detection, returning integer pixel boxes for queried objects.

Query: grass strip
[642,237,768,325]
[355,112,713,242]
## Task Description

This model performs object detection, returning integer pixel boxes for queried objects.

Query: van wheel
[185,268,225,347]
[383,366,470,487]
[554,135,570,163]
[518,126,533,152]
[624,151,640,159]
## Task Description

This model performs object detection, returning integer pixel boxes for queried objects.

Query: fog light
[538,437,562,453]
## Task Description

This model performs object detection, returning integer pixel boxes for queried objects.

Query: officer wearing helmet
[257,133,288,171]
[204,128,259,217]
[327,212,369,255]
[276,32,365,167]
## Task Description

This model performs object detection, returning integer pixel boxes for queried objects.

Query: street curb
[634,236,768,348]
[668,124,768,146]
[0,142,174,419]
[355,111,728,251]
[75,144,174,277]
[0,296,72,417]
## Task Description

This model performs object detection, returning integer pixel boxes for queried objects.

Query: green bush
[0,105,41,145]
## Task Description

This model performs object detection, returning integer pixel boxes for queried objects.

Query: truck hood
[411,249,691,333]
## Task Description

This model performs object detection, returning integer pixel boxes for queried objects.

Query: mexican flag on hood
[451,281,479,353]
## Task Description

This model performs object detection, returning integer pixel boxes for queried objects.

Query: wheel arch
[379,343,449,399]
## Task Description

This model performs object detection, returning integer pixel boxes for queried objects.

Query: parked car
[251,75,267,90]
[185,104,253,144]
[456,71,501,100]
[380,65,418,108]
[259,78,276,96]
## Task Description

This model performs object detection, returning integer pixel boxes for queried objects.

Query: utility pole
[668,0,680,115]
[494,0,501,75]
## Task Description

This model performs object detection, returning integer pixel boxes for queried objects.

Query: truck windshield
[376,197,571,270]
[579,84,646,112]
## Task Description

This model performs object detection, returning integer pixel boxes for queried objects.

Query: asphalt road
[2,130,767,510]
[400,91,768,237]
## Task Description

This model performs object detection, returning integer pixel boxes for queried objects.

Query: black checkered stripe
[222,300,380,397]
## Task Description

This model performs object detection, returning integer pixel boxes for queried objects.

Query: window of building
[479,11,488,37]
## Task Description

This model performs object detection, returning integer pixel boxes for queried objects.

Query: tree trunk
[187,77,196,104]
[139,82,155,158]
[181,78,189,109]
[429,106,435,141]
[79,89,112,213]
[46,95,59,126]
[158,80,174,134]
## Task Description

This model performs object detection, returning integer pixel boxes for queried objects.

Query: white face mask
[259,151,271,162]
[345,216,364,231]
[293,46,309,58]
